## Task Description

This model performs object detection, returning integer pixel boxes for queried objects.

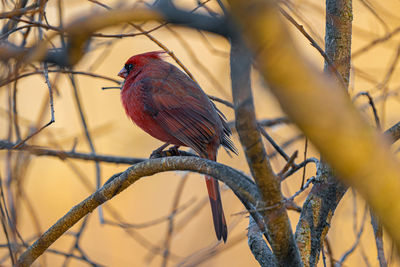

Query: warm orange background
[1,0,400,266]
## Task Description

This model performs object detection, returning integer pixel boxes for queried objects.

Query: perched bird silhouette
[118,51,237,242]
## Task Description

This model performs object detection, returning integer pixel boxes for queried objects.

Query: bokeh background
[1,0,400,266]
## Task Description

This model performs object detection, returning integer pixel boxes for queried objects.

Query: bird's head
[118,51,166,79]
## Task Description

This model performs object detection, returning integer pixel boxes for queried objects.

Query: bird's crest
[125,51,166,66]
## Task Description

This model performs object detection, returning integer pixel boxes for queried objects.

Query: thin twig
[258,125,290,161]
[0,139,146,164]
[279,7,347,89]
[103,197,195,229]
[277,151,298,178]
[354,91,381,129]
[287,177,315,201]
[352,27,400,59]
[357,0,389,33]
[335,204,368,266]
[0,176,15,265]
[68,73,103,223]
[281,157,318,180]
[161,173,189,267]
[371,211,387,267]
[301,138,308,188]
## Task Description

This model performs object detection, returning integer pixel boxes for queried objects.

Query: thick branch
[154,0,230,37]
[228,0,400,257]
[16,156,258,267]
[296,0,353,265]
[324,0,352,84]
[295,163,347,266]
[230,39,301,266]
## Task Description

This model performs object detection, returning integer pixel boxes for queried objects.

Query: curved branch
[16,156,258,267]
[228,0,400,257]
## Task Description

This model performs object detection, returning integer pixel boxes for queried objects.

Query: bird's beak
[118,67,127,79]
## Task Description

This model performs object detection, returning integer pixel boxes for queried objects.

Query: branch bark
[248,217,277,267]
[230,39,301,266]
[16,156,259,267]
[0,140,146,164]
[296,0,353,265]
[3,5,230,67]
[228,0,400,258]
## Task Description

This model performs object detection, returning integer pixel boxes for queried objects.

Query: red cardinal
[118,51,237,242]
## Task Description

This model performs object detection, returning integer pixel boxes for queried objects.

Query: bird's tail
[204,151,227,242]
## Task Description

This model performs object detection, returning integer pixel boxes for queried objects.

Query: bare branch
[227,0,400,263]
[370,212,387,267]
[0,139,146,164]
[352,26,400,59]
[248,217,277,267]
[16,156,258,266]
[230,38,301,266]
[335,205,368,266]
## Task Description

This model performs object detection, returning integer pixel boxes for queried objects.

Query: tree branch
[248,217,277,267]
[230,38,301,266]
[16,156,258,267]
[228,0,400,259]
[2,4,230,68]
[0,140,146,165]
[296,0,353,264]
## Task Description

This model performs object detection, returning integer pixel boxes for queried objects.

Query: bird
[118,51,237,242]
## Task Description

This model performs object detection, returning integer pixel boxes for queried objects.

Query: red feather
[119,51,236,242]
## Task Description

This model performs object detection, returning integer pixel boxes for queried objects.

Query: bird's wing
[140,77,219,155]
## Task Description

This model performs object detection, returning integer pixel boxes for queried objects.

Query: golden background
[1,0,400,266]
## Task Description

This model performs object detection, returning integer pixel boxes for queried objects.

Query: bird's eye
[124,64,133,73]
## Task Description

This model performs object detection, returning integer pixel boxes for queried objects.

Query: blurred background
[0,0,400,266]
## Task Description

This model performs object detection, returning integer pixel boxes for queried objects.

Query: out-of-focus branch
[230,39,301,266]
[279,7,346,88]
[2,4,230,67]
[1,0,29,38]
[352,26,400,59]
[384,121,400,143]
[28,8,162,66]
[228,0,400,259]
[0,5,39,19]
[154,0,230,37]
[16,156,258,266]
[335,204,368,266]
[296,0,353,265]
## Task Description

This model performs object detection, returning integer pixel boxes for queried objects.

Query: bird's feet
[167,145,181,156]
[150,144,181,159]
[150,143,170,159]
